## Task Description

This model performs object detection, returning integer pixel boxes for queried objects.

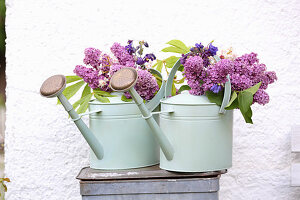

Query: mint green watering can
[40,69,165,169]
[110,61,233,172]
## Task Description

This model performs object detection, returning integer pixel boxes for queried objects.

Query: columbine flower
[143,53,156,62]
[195,43,204,50]
[208,44,218,56]
[136,57,145,65]
[210,84,222,93]
[144,42,149,47]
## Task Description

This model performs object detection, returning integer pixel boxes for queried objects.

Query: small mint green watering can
[40,69,165,169]
[110,60,233,172]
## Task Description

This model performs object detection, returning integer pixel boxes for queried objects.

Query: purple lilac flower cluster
[183,51,277,105]
[181,43,218,68]
[74,48,112,91]
[124,69,159,100]
[109,40,159,100]
[74,41,159,101]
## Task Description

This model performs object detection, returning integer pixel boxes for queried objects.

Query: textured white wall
[4,0,300,199]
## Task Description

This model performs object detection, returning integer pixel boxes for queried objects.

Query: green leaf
[121,94,133,102]
[178,85,191,93]
[225,98,238,110]
[94,94,110,103]
[225,91,237,108]
[174,77,185,84]
[156,60,163,72]
[166,40,189,52]
[152,62,158,69]
[77,93,92,114]
[66,75,82,84]
[205,90,224,106]
[171,82,177,96]
[165,56,180,68]
[244,82,262,95]
[57,80,85,104]
[238,91,254,124]
[178,65,184,72]
[93,90,117,97]
[72,95,89,110]
[81,84,91,98]
[161,46,187,54]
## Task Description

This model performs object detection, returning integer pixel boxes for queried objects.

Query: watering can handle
[145,68,166,112]
[165,57,231,114]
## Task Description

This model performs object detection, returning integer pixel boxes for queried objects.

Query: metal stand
[77,165,226,200]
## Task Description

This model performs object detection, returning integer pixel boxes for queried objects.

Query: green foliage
[224,84,262,123]
[171,82,177,96]
[165,56,180,68]
[238,91,253,124]
[57,80,85,104]
[152,60,163,72]
[77,94,93,114]
[244,82,261,95]
[81,84,91,98]
[166,40,189,52]
[0,178,10,200]
[0,0,5,54]
[161,46,187,54]
[93,89,117,97]
[178,85,191,94]
[121,94,132,102]
[205,90,224,106]
[94,93,110,103]
[225,91,237,109]
[66,75,82,84]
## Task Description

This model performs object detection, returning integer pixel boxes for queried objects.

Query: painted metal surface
[110,59,233,172]
[87,69,165,169]
[88,95,160,169]
[159,59,233,172]
[77,166,222,200]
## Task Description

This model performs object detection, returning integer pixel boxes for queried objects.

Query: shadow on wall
[0,0,6,149]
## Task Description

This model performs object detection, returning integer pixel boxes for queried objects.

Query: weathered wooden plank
[82,192,218,200]
[77,165,226,181]
[291,125,300,152]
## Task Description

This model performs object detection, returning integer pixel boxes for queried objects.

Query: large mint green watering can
[110,60,233,172]
[40,69,165,169]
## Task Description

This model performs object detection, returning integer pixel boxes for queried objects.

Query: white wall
[5,0,300,199]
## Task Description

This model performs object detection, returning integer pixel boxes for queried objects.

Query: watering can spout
[40,75,104,160]
[109,68,174,161]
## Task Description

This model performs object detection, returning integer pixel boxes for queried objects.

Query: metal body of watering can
[87,93,161,169]
[110,59,233,172]
[40,69,165,170]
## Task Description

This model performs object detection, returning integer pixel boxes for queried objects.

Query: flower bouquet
[61,40,161,114]
[154,40,277,123]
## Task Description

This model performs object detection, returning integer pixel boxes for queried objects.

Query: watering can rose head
[60,40,161,114]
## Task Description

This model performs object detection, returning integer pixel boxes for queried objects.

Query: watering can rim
[89,99,135,105]
[160,92,216,106]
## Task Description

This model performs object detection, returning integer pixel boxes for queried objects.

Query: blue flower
[210,84,222,93]
[208,43,218,56]
[144,42,149,47]
[143,53,156,62]
[136,57,145,65]
[195,43,204,50]
[125,43,135,55]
